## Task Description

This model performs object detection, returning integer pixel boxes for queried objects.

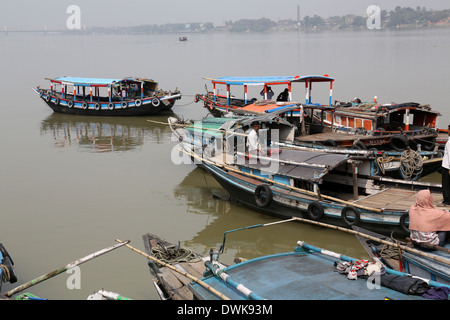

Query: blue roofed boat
[195,75,334,119]
[33,77,182,116]
[0,243,17,295]
[353,225,450,286]
[142,228,449,300]
[195,75,440,152]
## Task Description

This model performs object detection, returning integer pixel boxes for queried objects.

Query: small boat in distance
[33,77,182,116]
[179,36,187,41]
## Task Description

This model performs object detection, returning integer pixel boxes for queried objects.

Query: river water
[0,28,449,300]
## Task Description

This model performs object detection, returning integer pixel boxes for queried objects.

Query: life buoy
[135,99,142,107]
[307,201,324,221]
[94,103,100,110]
[194,94,200,103]
[152,98,160,107]
[399,212,409,233]
[341,206,360,226]
[68,100,74,108]
[121,101,128,109]
[82,102,88,109]
[39,91,44,98]
[390,134,409,151]
[108,103,114,110]
[46,94,52,102]
[55,98,60,105]
[254,184,272,208]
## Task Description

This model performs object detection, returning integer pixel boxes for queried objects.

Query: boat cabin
[44,77,158,103]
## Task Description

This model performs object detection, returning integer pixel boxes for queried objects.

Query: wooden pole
[289,217,450,265]
[114,239,230,300]
[2,241,130,298]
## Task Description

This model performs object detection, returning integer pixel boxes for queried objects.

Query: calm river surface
[0,28,449,300]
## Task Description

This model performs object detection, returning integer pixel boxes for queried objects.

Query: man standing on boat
[260,86,274,100]
[442,124,450,206]
[247,121,267,157]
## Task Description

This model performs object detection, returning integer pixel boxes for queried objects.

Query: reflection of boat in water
[40,113,173,152]
[173,167,231,217]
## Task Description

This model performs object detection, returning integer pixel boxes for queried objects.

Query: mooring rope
[150,245,202,266]
[400,149,423,180]
[376,155,395,175]
[0,264,11,282]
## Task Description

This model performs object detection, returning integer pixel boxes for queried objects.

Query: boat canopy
[293,75,334,83]
[204,75,335,106]
[47,77,158,88]
[236,148,349,183]
[208,76,300,86]
[48,77,124,87]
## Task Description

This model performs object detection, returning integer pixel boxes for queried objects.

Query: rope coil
[400,149,423,180]
[150,244,201,266]
[0,264,11,282]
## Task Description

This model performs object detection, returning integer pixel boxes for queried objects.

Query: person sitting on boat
[260,86,274,100]
[247,121,268,157]
[276,88,289,102]
[409,189,450,248]
[335,97,361,107]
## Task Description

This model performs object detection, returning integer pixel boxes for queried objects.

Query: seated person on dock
[409,189,450,248]
[276,88,289,102]
[247,121,268,157]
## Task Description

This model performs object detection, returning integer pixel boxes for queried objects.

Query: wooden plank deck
[354,188,444,210]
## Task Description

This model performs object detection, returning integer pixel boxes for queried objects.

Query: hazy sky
[1,0,449,29]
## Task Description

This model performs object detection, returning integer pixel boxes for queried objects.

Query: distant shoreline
[2,6,449,35]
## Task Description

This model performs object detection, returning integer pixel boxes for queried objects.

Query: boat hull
[34,88,181,116]
[200,161,409,235]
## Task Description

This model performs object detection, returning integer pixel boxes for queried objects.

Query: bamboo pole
[2,241,130,298]
[114,239,230,300]
[181,148,384,213]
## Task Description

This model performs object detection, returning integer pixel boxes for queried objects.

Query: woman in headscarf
[409,189,450,247]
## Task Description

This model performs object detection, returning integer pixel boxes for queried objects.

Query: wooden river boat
[33,77,181,116]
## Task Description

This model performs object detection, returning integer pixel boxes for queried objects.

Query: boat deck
[353,188,443,211]
[190,251,431,300]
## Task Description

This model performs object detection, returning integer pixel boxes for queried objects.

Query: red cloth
[409,190,450,232]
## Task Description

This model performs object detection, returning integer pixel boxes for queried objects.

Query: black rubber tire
[399,212,410,233]
[254,184,273,208]
[322,139,337,147]
[390,134,409,151]
[307,201,325,221]
[341,206,360,226]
